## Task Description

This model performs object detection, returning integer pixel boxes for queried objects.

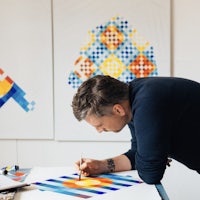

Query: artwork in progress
[0,68,35,112]
[68,16,158,89]
[0,165,30,182]
[33,173,143,199]
[7,169,31,182]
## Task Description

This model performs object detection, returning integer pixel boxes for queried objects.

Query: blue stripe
[99,174,142,183]
[34,182,91,198]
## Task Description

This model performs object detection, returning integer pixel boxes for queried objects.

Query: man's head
[72,75,131,132]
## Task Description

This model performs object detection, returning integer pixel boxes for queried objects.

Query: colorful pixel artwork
[33,173,143,199]
[0,68,35,112]
[68,16,158,88]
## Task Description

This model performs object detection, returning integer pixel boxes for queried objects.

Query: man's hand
[75,158,107,177]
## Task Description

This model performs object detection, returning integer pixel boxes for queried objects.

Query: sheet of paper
[14,167,161,200]
[0,175,29,192]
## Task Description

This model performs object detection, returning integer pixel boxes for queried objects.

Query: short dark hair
[72,75,129,121]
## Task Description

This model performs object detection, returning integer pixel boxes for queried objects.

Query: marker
[79,155,82,181]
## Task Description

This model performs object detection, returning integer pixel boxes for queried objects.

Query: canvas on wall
[0,0,53,139]
[54,0,171,141]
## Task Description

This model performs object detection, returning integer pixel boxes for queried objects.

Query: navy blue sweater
[124,77,200,184]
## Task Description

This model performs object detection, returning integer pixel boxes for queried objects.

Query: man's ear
[112,104,125,116]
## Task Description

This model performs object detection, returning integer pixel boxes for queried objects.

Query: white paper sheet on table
[0,175,29,192]
[14,167,161,200]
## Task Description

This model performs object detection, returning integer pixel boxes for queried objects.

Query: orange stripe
[5,76,13,84]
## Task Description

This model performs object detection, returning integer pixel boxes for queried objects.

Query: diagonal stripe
[100,174,143,183]
[34,182,91,199]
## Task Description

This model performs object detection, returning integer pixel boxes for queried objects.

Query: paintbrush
[79,155,82,181]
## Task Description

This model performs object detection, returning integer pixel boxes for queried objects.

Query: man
[72,75,200,184]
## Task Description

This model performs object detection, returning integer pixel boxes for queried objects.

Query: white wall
[1,0,200,199]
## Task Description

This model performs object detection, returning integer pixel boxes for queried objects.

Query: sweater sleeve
[129,78,175,184]
[123,123,137,170]
[133,94,171,184]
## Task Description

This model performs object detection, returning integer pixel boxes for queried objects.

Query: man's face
[85,112,128,133]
